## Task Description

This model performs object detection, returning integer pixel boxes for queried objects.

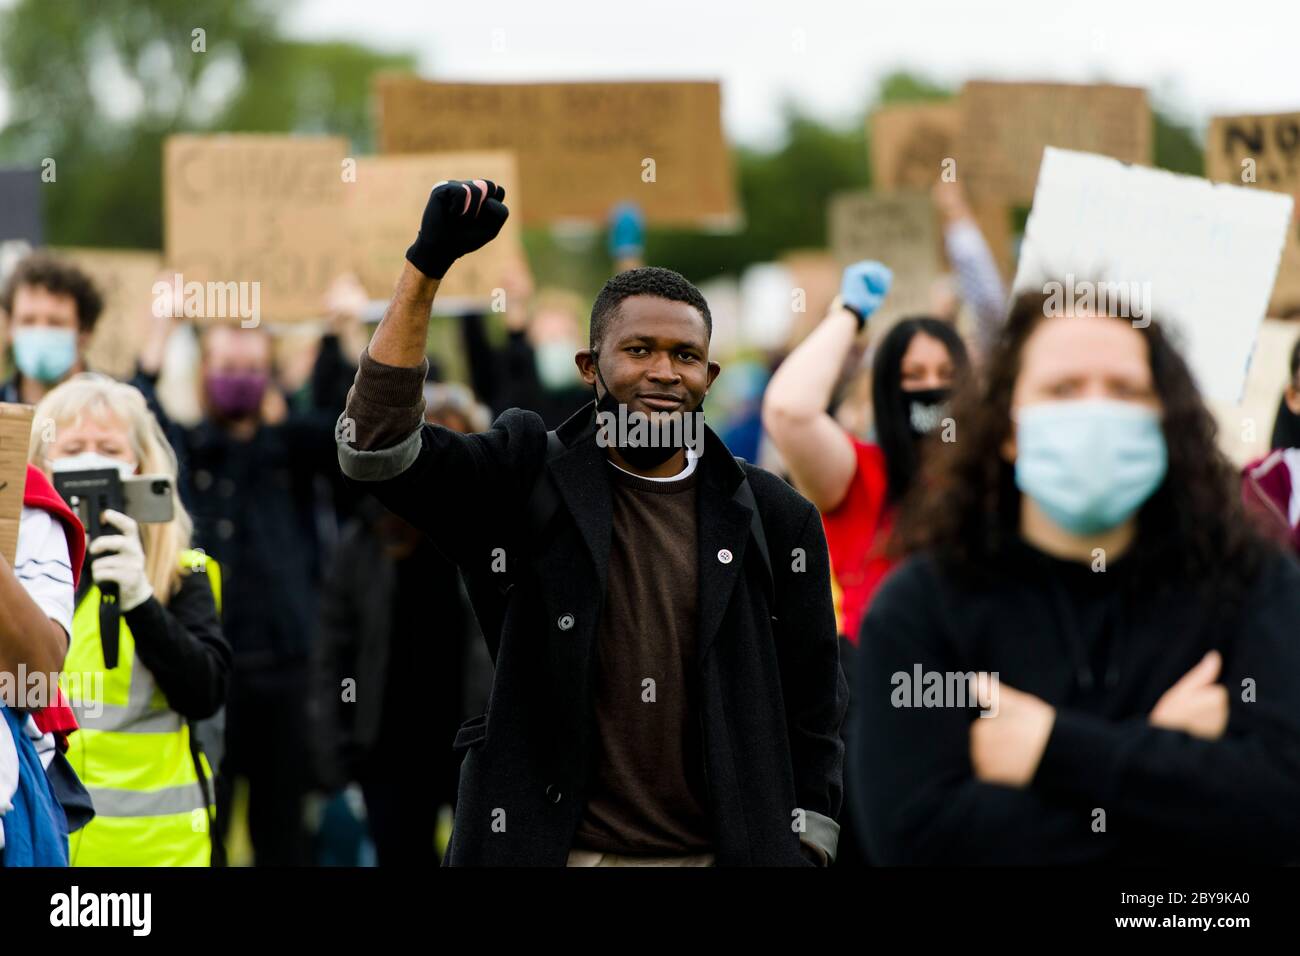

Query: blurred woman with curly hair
[850,286,1300,865]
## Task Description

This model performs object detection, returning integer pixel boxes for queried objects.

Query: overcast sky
[283,0,1300,146]
[1,0,1297,147]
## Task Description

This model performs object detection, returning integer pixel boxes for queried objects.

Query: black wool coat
[341,401,848,865]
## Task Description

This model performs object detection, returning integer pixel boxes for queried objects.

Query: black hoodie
[850,539,1300,864]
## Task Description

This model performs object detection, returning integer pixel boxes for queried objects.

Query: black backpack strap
[731,457,774,611]
[187,719,225,867]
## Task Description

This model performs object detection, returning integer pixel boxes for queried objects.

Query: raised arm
[369,179,508,369]
[336,180,550,570]
[933,180,1007,353]
[368,263,441,369]
[340,178,509,459]
[762,261,890,513]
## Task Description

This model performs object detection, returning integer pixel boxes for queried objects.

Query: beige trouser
[566,848,716,867]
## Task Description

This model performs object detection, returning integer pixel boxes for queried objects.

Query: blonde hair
[28,373,193,602]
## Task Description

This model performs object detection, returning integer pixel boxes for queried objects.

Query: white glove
[88,509,154,612]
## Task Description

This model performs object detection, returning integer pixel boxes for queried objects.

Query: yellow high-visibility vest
[61,550,222,867]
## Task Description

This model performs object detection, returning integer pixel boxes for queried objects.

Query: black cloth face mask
[590,350,703,470]
[904,386,952,439]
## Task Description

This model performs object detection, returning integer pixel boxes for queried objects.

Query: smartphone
[122,474,175,525]
[54,469,176,529]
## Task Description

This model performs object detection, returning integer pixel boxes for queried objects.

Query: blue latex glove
[840,260,892,325]
[608,202,645,259]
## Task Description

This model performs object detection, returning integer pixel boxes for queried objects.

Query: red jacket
[1242,449,1300,555]
[22,464,86,743]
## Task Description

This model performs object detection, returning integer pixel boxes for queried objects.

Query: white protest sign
[1014,148,1294,403]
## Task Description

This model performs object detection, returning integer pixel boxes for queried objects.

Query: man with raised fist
[337,179,846,866]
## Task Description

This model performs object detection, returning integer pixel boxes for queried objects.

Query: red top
[821,437,896,644]
[22,464,86,743]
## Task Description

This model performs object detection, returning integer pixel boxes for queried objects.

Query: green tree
[0,0,413,249]
[642,100,871,282]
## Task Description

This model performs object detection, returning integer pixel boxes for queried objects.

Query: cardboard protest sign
[782,250,841,347]
[0,403,34,567]
[0,169,43,245]
[870,102,960,191]
[1206,112,1300,317]
[374,76,739,228]
[345,152,523,308]
[957,82,1151,205]
[1013,148,1294,403]
[50,248,163,380]
[164,135,350,323]
[828,191,941,330]
[870,104,1015,280]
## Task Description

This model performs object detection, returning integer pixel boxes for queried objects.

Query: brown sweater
[572,460,712,854]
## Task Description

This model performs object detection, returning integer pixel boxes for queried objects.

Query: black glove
[406,179,509,280]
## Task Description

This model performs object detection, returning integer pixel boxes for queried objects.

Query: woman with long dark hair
[851,287,1300,864]
[764,262,971,868]
[763,262,970,646]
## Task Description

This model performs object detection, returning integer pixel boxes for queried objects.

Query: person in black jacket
[176,323,355,866]
[312,384,495,865]
[336,179,847,866]
[852,287,1300,865]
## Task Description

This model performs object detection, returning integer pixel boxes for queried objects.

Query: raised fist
[406,179,509,280]
[840,260,892,325]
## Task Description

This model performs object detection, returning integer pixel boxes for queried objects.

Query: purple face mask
[205,370,268,419]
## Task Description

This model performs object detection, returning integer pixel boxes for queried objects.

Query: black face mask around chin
[590,350,704,470]
[904,386,952,439]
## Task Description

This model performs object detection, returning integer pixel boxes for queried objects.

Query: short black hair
[589,266,711,351]
[1290,333,1300,385]
[0,252,103,333]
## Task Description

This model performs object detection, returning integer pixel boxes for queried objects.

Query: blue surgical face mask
[13,327,78,383]
[1014,398,1168,536]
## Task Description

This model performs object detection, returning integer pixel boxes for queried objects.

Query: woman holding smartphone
[29,373,231,866]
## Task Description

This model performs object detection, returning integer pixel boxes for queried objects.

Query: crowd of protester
[1,172,1298,867]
